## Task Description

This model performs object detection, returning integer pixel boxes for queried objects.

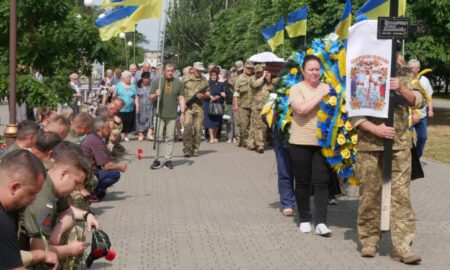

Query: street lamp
[119,32,128,67]
[84,0,94,8]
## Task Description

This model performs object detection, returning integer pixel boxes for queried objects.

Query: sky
[93,0,169,51]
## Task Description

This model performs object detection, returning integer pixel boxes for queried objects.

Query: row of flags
[261,5,307,52]
[261,0,406,51]
[95,0,163,41]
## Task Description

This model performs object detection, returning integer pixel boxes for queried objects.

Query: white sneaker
[299,222,311,233]
[123,137,130,142]
[315,223,332,237]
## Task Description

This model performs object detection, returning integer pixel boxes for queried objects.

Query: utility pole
[4,0,18,146]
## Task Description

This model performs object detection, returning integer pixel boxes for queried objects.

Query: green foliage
[405,0,450,92]
[166,0,449,92]
[0,0,148,107]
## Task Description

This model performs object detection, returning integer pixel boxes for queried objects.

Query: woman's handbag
[208,101,223,116]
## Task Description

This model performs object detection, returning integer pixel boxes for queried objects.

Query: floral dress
[135,85,153,132]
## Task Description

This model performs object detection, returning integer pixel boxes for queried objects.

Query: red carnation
[137,154,142,160]
[137,148,143,154]
[93,248,104,258]
[105,250,116,261]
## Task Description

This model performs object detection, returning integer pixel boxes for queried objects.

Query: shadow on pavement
[89,261,113,269]
[103,191,131,202]
[92,205,115,216]
[172,159,195,166]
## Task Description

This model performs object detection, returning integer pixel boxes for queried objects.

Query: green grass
[423,108,450,164]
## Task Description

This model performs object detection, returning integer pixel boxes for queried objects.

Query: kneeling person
[19,148,99,260]
[81,116,127,200]
[0,150,59,270]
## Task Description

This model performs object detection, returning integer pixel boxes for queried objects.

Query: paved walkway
[88,138,450,270]
[1,104,449,269]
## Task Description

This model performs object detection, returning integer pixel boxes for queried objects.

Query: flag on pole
[96,6,138,41]
[356,0,406,21]
[261,17,285,52]
[335,0,352,40]
[285,5,308,38]
[101,0,148,8]
[96,0,162,41]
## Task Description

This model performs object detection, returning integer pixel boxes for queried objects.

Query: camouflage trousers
[183,105,204,155]
[237,107,251,146]
[355,150,415,254]
[32,223,85,270]
[60,223,86,270]
[246,108,267,149]
[69,174,98,211]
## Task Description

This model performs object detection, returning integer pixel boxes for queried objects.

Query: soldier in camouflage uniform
[65,113,98,211]
[183,62,210,157]
[351,59,427,264]
[233,60,254,147]
[246,65,272,153]
[230,60,244,143]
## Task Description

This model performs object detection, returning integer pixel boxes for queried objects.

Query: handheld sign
[377,17,410,40]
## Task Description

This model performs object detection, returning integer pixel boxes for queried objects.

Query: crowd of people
[0,52,433,268]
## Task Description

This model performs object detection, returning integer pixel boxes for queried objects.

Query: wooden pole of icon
[380,0,399,232]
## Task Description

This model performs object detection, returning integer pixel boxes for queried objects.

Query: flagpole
[153,0,169,150]
[133,24,137,64]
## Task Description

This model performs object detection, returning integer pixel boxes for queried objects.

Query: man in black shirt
[0,150,58,269]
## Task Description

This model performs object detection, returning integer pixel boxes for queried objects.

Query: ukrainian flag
[356,0,406,21]
[285,5,308,38]
[102,0,148,8]
[261,17,285,52]
[96,6,139,41]
[335,0,352,41]
[96,0,162,41]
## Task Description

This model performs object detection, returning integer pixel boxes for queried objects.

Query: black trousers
[289,144,330,224]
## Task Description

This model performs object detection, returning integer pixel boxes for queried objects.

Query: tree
[405,0,450,94]
[0,0,148,107]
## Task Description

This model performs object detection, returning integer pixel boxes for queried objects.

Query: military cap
[244,60,254,68]
[235,60,244,71]
[193,62,206,71]
[254,64,264,72]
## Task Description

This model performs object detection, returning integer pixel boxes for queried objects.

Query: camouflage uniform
[182,74,209,156]
[246,71,271,151]
[351,67,427,255]
[230,70,243,142]
[234,72,253,147]
[65,131,98,211]
[108,115,125,157]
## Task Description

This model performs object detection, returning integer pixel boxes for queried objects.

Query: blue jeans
[414,117,428,158]
[273,129,296,210]
[95,169,121,198]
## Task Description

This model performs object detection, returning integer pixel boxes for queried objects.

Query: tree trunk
[445,74,449,95]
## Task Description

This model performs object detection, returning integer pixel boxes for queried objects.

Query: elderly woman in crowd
[136,72,154,141]
[204,66,225,143]
[288,55,332,236]
[69,73,82,117]
[113,71,138,142]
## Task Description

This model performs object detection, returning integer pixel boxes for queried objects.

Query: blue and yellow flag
[101,0,147,8]
[335,0,352,40]
[96,0,162,41]
[261,17,285,52]
[356,0,406,21]
[285,5,308,38]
